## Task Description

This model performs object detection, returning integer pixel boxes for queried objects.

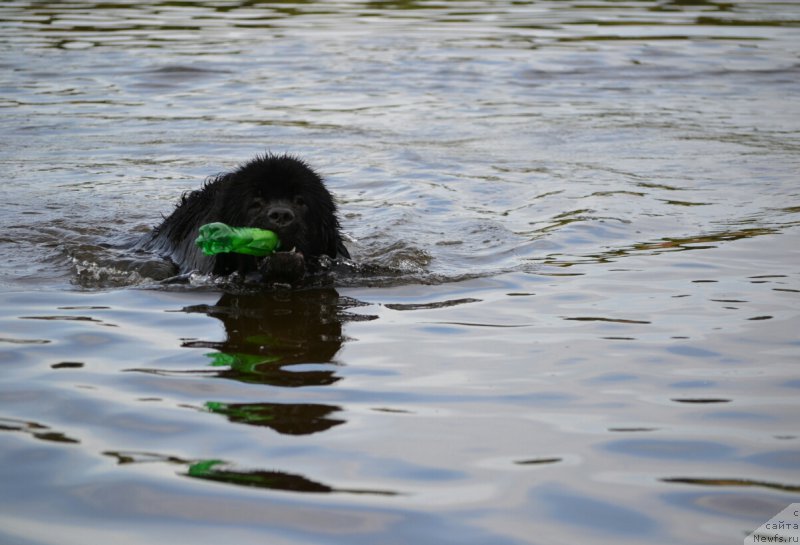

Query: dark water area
[1,1,799,544]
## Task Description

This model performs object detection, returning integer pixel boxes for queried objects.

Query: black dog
[141,154,349,284]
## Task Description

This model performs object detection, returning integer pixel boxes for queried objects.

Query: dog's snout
[267,206,296,228]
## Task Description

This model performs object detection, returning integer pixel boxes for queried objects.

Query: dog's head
[216,154,344,260]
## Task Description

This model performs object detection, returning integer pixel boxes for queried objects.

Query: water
[1,1,799,543]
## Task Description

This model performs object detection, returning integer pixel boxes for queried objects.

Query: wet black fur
[141,154,349,278]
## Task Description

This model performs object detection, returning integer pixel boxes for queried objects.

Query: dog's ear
[314,213,336,258]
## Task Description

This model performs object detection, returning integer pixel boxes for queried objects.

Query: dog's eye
[248,197,267,211]
[293,195,306,207]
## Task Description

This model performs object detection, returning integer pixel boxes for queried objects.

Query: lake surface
[1,1,799,544]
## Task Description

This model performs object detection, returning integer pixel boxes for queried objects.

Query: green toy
[195,222,280,257]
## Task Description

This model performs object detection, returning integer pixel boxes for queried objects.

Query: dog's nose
[267,206,295,228]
